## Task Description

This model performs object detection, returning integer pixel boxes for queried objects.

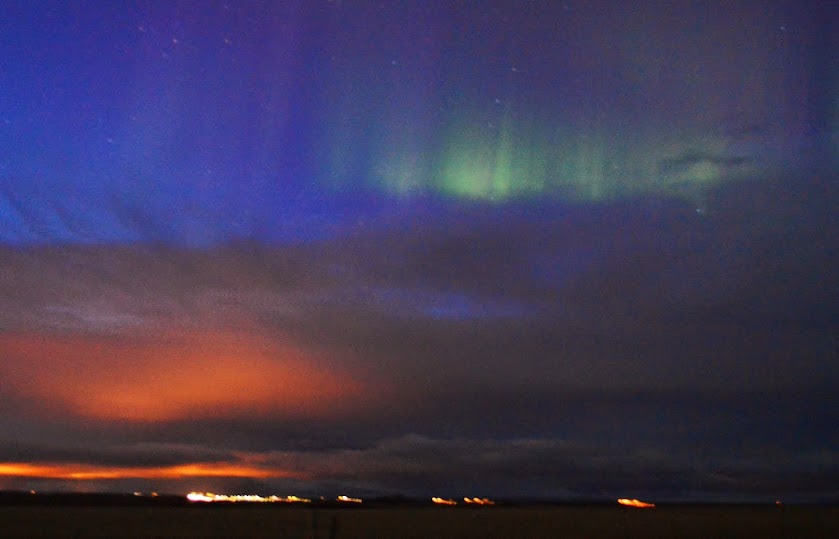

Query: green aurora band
[371,114,783,207]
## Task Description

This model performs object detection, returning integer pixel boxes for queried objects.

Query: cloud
[0,441,235,468]
[251,431,839,500]
[0,170,837,498]
[2,179,837,404]
[3,431,835,501]
[0,330,370,422]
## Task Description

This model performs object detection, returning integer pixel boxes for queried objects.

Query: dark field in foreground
[0,505,836,538]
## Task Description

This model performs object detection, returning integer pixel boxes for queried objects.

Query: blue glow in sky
[1,0,833,246]
[0,0,836,501]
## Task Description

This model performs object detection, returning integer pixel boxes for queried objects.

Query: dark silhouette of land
[0,491,836,538]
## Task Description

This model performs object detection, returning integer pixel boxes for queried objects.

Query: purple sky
[0,0,837,501]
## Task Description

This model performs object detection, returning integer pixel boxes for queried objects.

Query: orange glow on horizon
[618,498,655,508]
[0,462,297,481]
[432,496,457,505]
[0,330,368,421]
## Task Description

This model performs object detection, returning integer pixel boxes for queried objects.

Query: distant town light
[463,497,494,505]
[617,498,655,508]
[186,492,311,503]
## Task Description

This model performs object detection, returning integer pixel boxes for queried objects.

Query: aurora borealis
[0,0,837,501]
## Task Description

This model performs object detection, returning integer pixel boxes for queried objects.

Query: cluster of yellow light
[618,498,655,508]
[431,497,457,505]
[185,493,365,504]
[187,492,311,503]
[463,497,494,505]
[0,462,284,480]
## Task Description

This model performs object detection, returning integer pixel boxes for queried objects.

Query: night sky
[1,0,837,502]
